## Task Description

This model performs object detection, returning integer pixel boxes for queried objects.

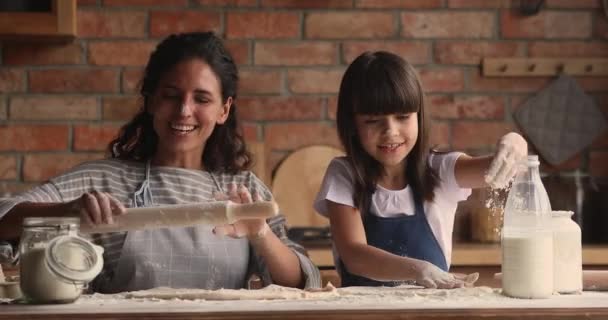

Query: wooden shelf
[307,243,608,268]
[0,0,76,40]
[482,58,608,77]
[451,243,502,266]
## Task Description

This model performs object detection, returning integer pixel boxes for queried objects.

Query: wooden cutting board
[271,145,344,228]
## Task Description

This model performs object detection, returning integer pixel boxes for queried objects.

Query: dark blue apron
[339,198,448,287]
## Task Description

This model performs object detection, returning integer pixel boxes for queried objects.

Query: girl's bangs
[352,60,421,116]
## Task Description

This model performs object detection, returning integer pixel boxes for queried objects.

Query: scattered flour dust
[480,186,509,238]
[73,283,505,305]
[484,185,510,210]
[123,283,340,300]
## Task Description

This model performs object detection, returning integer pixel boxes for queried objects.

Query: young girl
[314,51,527,289]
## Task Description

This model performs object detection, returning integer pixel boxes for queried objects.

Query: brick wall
[0,0,607,196]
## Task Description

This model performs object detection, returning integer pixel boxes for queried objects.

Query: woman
[0,32,320,292]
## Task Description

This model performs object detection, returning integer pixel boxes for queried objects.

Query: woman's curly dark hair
[108,32,251,173]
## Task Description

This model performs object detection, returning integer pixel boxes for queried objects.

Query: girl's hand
[412,260,469,289]
[212,183,270,240]
[69,191,126,226]
[485,132,528,189]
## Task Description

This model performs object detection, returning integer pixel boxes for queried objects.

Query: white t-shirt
[313,152,471,267]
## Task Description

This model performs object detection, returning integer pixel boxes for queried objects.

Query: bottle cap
[552,210,574,218]
[526,155,540,165]
[45,235,104,283]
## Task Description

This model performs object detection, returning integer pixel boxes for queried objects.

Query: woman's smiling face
[148,58,231,164]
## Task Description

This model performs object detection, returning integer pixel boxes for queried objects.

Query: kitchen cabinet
[0,0,76,40]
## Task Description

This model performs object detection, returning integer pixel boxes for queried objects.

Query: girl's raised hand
[70,191,126,227]
[485,132,528,189]
[212,183,270,240]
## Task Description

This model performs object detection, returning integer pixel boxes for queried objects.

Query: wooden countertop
[307,243,608,267]
[1,291,607,320]
[1,308,608,320]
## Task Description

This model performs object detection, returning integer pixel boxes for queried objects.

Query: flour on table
[124,283,339,300]
[121,283,500,302]
[337,285,497,300]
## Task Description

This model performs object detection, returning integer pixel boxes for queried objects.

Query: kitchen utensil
[272,145,344,229]
[514,74,607,166]
[80,200,279,233]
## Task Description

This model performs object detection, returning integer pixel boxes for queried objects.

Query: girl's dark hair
[108,32,251,173]
[336,51,438,214]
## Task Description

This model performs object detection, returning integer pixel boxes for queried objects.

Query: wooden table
[1,291,607,320]
[3,243,606,319]
[1,309,608,320]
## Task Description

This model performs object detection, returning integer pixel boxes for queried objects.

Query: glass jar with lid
[19,217,103,304]
[551,211,582,294]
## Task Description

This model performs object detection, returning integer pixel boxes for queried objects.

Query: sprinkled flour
[84,283,508,304]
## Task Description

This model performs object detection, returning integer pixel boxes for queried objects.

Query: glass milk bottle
[551,211,582,294]
[501,155,553,299]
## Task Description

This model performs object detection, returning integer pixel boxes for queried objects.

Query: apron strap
[208,172,223,193]
[132,160,155,208]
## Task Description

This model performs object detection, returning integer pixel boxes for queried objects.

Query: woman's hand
[212,183,270,240]
[69,191,126,226]
[485,132,528,189]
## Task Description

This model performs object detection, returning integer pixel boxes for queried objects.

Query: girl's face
[355,112,419,173]
[148,58,231,163]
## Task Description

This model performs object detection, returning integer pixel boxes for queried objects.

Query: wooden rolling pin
[583,271,608,291]
[81,200,279,234]
[494,270,608,291]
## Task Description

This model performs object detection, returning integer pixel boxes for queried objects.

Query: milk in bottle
[501,155,553,299]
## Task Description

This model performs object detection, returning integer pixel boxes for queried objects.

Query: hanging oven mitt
[514,74,607,166]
